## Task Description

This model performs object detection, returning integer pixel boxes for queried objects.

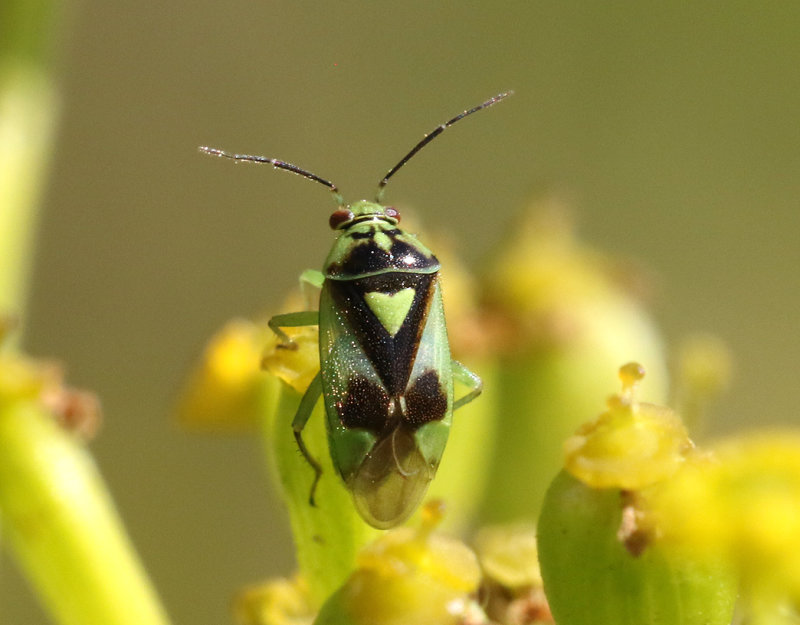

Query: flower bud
[537,366,736,625]
[314,502,483,625]
[174,318,269,430]
[479,199,668,522]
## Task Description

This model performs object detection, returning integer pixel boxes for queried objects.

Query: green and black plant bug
[200,92,511,529]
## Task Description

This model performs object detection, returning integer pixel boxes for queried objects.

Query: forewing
[318,281,386,472]
[405,280,453,430]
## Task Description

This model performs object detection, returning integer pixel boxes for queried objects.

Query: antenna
[375,91,513,202]
[198,146,344,207]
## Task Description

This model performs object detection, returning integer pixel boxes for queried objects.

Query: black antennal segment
[198,146,344,207]
[374,91,513,202]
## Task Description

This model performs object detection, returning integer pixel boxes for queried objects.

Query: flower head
[564,363,691,490]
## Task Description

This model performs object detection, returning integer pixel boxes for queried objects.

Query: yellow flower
[473,523,541,590]
[234,576,315,625]
[260,324,319,395]
[651,430,800,602]
[175,319,268,430]
[564,363,691,490]
[314,502,482,625]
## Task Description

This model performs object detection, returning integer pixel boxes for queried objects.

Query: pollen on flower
[563,363,691,490]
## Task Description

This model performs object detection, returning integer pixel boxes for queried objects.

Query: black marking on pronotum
[326,236,439,278]
[347,227,403,241]
[349,231,373,240]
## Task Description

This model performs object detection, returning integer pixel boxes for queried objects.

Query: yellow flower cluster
[315,502,482,625]
[563,363,691,490]
[650,431,800,604]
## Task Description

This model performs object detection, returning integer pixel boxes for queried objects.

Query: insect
[200,92,510,529]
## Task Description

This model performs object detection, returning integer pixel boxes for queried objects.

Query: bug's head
[346,426,435,530]
[328,200,401,231]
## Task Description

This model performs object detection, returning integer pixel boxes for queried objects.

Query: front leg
[268,310,319,346]
[267,269,325,345]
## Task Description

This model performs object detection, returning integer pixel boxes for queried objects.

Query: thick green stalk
[0,395,172,625]
[257,374,378,606]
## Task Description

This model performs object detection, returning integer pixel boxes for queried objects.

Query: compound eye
[384,206,401,223]
[329,208,354,230]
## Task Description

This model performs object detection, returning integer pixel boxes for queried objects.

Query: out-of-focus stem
[0,396,173,625]
[1,0,62,327]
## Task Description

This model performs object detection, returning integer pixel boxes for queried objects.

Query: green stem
[0,397,173,625]
[257,375,378,606]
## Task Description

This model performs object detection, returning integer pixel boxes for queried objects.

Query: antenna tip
[199,146,223,157]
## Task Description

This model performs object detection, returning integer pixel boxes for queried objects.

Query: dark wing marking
[403,370,448,427]
[338,374,391,432]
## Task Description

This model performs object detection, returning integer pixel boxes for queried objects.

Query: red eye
[329,209,354,230]
[384,207,401,222]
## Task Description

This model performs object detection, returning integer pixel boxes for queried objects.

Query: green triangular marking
[364,288,415,336]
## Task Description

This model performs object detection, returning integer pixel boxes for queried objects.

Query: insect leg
[292,371,324,506]
[268,310,319,346]
[299,269,325,289]
[298,269,325,309]
[451,360,483,410]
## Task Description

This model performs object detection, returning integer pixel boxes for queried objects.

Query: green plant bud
[538,470,737,625]
[479,199,668,522]
[537,365,736,625]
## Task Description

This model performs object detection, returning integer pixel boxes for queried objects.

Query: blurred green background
[3,2,800,624]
